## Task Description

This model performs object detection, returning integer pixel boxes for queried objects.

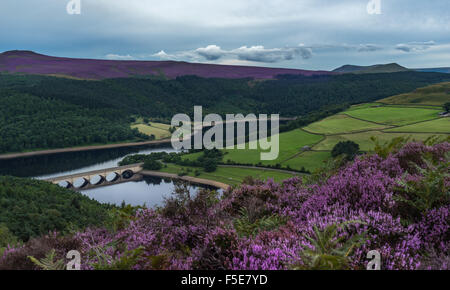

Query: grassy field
[303,114,389,134]
[384,117,450,133]
[379,82,450,106]
[313,131,446,151]
[131,122,172,139]
[344,106,440,126]
[160,163,297,186]
[157,84,449,185]
[222,129,324,166]
[282,151,331,171]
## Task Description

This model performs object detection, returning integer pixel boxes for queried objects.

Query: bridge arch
[122,170,134,179]
[90,175,104,185]
[58,180,71,188]
[73,177,88,188]
[106,172,119,182]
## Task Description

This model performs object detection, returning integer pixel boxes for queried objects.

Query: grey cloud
[357,44,382,52]
[153,45,313,63]
[231,46,312,63]
[396,41,436,52]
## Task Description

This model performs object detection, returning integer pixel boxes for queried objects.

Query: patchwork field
[379,82,450,106]
[282,151,331,171]
[222,129,324,166]
[160,163,297,186]
[303,114,389,134]
[384,117,450,133]
[131,122,172,139]
[169,87,449,182]
[313,131,446,151]
[344,106,440,126]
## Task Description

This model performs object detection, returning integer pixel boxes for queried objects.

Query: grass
[303,114,389,134]
[160,163,297,186]
[131,122,172,139]
[344,106,440,126]
[378,82,450,106]
[344,103,382,112]
[282,151,331,171]
[148,83,450,184]
[222,129,324,166]
[384,117,450,133]
[313,131,447,151]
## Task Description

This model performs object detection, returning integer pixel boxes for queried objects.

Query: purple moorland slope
[0,50,332,80]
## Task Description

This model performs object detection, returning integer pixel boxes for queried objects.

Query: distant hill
[333,63,409,74]
[414,68,450,74]
[0,50,331,80]
[378,82,450,106]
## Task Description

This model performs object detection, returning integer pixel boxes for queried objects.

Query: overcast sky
[1,0,449,70]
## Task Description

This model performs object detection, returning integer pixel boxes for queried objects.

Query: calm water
[0,122,283,206]
[80,175,215,208]
[0,145,206,207]
[0,144,177,179]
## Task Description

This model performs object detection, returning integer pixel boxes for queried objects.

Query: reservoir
[0,144,219,207]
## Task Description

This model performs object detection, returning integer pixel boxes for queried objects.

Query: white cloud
[105,53,135,60]
[195,45,226,61]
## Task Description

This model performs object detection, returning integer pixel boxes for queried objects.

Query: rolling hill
[415,67,450,74]
[333,63,409,74]
[0,50,331,80]
[379,82,450,106]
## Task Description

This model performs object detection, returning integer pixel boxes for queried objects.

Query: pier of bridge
[46,163,144,190]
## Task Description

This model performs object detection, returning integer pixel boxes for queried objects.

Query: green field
[222,129,324,166]
[304,114,389,134]
[158,84,449,186]
[282,151,331,171]
[384,117,450,133]
[345,106,440,126]
[379,82,450,106]
[344,103,382,112]
[131,122,172,139]
[160,163,297,186]
[313,131,446,151]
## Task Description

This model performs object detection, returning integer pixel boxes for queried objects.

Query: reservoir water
[0,144,217,207]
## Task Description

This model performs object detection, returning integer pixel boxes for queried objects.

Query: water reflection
[80,175,220,208]
[0,145,176,179]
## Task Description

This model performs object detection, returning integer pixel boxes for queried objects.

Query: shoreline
[140,170,231,191]
[0,139,172,160]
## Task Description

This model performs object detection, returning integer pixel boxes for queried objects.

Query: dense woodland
[0,72,448,153]
[0,176,111,242]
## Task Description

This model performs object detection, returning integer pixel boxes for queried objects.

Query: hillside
[415,67,450,74]
[333,63,409,74]
[379,82,450,105]
[1,71,449,155]
[3,141,447,270]
[0,50,331,80]
[0,176,111,242]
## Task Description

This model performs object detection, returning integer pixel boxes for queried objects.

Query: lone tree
[331,141,360,160]
[444,102,450,113]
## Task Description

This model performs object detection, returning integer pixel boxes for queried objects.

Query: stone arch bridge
[46,163,144,190]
